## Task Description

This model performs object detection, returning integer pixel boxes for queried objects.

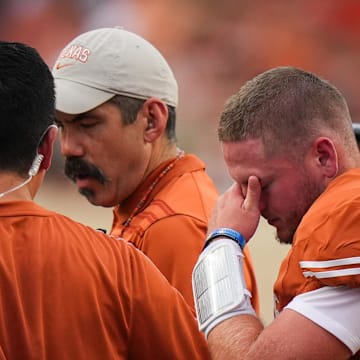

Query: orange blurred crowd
[2,0,360,188]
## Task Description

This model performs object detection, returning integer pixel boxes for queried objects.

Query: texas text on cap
[52,26,178,114]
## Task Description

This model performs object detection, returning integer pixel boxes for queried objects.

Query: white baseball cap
[52,27,178,114]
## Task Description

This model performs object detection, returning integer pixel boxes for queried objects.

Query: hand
[208,175,261,242]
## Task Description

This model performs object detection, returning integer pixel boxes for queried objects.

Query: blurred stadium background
[2,0,360,325]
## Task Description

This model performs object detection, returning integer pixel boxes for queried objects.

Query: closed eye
[80,122,98,129]
[260,178,271,192]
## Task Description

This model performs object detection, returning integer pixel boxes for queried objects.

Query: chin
[79,188,99,205]
[276,230,294,245]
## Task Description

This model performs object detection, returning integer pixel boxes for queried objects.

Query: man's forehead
[55,110,75,122]
[55,106,104,124]
[55,111,87,126]
[221,139,266,162]
[221,139,287,182]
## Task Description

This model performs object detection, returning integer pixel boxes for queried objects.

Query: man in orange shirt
[52,27,259,312]
[0,41,210,359]
[192,66,360,359]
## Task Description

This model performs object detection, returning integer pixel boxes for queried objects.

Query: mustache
[64,157,108,184]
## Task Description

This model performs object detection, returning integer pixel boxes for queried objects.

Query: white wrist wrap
[192,238,255,338]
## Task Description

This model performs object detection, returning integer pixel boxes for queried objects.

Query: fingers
[208,176,261,242]
[243,175,261,213]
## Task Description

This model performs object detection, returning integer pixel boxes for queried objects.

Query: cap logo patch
[55,62,74,70]
[59,44,91,63]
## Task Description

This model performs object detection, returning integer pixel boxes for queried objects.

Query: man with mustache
[0,40,211,359]
[52,26,259,313]
[192,66,360,359]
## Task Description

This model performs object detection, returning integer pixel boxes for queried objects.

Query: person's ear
[313,137,338,178]
[142,98,168,142]
[37,125,58,171]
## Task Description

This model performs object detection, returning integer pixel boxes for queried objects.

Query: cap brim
[54,78,115,114]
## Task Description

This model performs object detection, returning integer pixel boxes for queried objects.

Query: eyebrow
[55,113,90,125]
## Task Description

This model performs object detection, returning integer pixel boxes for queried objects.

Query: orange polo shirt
[0,201,210,359]
[111,154,259,313]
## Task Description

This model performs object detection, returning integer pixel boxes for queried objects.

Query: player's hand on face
[208,175,261,242]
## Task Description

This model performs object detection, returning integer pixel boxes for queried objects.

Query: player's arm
[207,307,352,360]
[192,177,358,359]
[193,234,356,359]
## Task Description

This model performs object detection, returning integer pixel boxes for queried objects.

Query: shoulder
[155,171,218,218]
[294,188,360,288]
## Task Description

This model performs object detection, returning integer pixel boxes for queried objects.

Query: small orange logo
[55,62,74,70]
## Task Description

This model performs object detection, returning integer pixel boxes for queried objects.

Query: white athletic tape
[192,238,255,337]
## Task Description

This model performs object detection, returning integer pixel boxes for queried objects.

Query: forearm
[192,231,263,358]
[208,315,264,360]
[205,300,354,360]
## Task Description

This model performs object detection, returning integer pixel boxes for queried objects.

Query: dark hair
[219,66,355,159]
[0,42,55,175]
[109,95,177,142]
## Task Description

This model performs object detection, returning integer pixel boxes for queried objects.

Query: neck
[120,147,184,234]
[0,173,40,201]
[145,141,179,178]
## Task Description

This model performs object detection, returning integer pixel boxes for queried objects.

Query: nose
[59,130,85,158]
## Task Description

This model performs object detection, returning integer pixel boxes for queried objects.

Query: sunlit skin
[221,139,326,244]
[55,102,153,207]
